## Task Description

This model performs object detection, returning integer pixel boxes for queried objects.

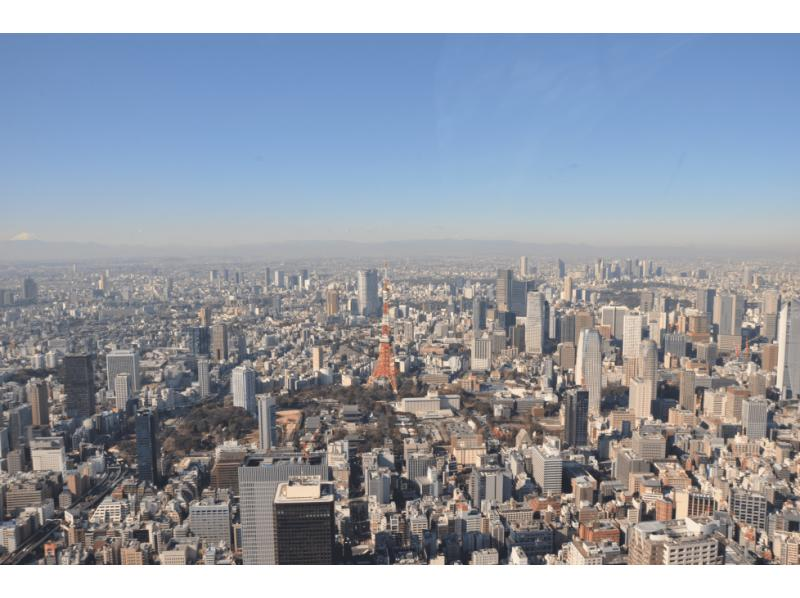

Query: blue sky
[1,34,799,246]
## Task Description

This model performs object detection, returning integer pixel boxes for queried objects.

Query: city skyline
[2,34,800,247]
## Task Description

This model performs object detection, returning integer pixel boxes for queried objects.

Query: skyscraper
[561,275,573,303]
[519,256,529,278]
[211,323,229,363]
[197,358,211,398]
[623,313,643,359]
[135,409,160,485]
[563,388,589,447]
[632,340,658,422]
[188,326,210,356]
[63,354,95,420]
[357,269,380,317]
[106,349,140,392]
[525,291,545,355]
[325,287,339,317]
[695,287,716,316]
[600,305,628,340]
[576,329,602,415]
[310,345,324,371]
[678,369,696,412]
[557,259,566,279]
[232,365,257,416]
[777,299,800,399]
[742,396,769,440]
[114,373,131,411]
[22,277,38,303]
[238,453,329,565]
[472,297,486,332]
[714,292,744,353]
[257,395,278,450]
[26,378,49,427]
[273,479,335,565]
[496,269,513,312]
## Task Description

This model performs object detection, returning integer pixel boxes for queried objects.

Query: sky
[1,34,799,247]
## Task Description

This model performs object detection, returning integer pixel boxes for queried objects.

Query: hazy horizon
[2,34,799,247]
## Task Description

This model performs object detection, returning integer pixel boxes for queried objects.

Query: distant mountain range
[0,238,797,263]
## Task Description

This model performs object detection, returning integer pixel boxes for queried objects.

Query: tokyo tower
[368,269,398,393]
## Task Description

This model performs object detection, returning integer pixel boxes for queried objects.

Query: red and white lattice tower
[368,267,398,393]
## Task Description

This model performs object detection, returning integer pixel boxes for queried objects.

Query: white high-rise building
[257,395,277,450]
[471,336,492,372]
[114,373,131,411]
[742,396,769,440]
[531,437,562,495]
[622,313,643,359]
[30,437,67,472]
[576,329,602,415]
[106,349,140,393]
[197,358,210,398]
[357,269,380,317]
[777,299,800,399]
[525,291,545,355]
[232,365,256,416]
[633,340,659,422]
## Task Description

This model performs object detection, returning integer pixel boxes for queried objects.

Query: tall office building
[471,336,492,372]
[325,287,339,317]
[623,313,643,359]
[273,479,335,565]
[557,259,566,279]
[238,453,329,565]
[197,358,211,398]
[742,396,769,440]
[211,323,229,363]
[106,349,140,393]
[761,288,781,341]
[664,333,687,360]
[63,354,95,420]
[600,305,628,339]
[114,374,131,411]
[472,297,486,332]
[678,369,696,412]
[188,326,210,356]
[576,329,602,415]
[257,395,278,450]
[135,409,160,485]
[311,345,325,371]
[357,269,380,317]
[519,256,529,278]
[574,311,594,344]
[22,277,38,303]
[26,378,49,427]
[632,340,658,422]
[496,269,513,312]
[563,389,589,447]
[531,437,563,495]
[561,276,573,303]
[525,292,545,355]
[695,288,716,316]
[232,365,257,416]
[714,292,744,353]
[264,267,271,290]
[777,299,800,399]
[198,306,212,327]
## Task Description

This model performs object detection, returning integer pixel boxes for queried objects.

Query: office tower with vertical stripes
[232,365,257,415]
[777,299,800,399]
[576,329,602,415]
[525,291,545,355]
